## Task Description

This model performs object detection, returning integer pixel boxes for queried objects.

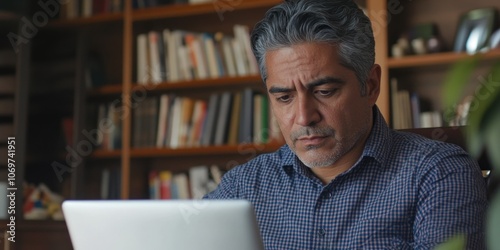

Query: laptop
[62,199,264,250]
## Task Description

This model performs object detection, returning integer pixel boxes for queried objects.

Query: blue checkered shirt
[205,107,488,249]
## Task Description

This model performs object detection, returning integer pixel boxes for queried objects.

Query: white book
[192,36,209,79]
[221,37,237,77]
[148,31,162,84]
[156,95,170,147]
[202,34,221,78]
[172,173,190,199]
[168,97,183,149]
[189,166,210,199]
[174,31,193,81]
[234,25,259,75]
[164,29,180,82]
[210,165,223,184]
[231,38,248,76]
[177,45,192,81]
[136,34,149,84]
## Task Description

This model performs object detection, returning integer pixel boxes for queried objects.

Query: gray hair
[250,0,375,95]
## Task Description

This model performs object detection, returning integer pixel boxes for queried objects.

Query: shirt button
[322,192,332,199]
[317,228,326,237]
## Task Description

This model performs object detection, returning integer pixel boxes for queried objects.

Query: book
[156,94,171,147]
[233,24,259,75]
[159,170,172,199]
[231,38,248,76]
[214,91,232,145]
[179,97,195,147]
[174,30,195,81]
[200,93,221,146]
[148,31,163,84]
[201,33,221,78]
[136,33,149,84]
[239,88,254,143]
[149,170,160,199]
[187,99,207,147]
[189,166,210,199]
[101,168,110,199]
[185,32,208,79]
[253,94,262,143]
[410,92,421,128]
[168,97,183,148]
[172,173,190,199]
[227,91,241,145]
[164,29,180,82]
[221,36,237,77]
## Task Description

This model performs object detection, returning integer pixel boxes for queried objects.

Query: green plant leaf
[466,61,500,157]
[483,98,500,170]
[442,56,479,110]
[434,234,466,250]
[487,192,500,250]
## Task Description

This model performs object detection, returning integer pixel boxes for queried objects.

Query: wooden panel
[132,0,282,21]
[367,0,390,122]
[121,0,133,199]
[1,220,73,250]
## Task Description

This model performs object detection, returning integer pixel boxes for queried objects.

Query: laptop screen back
[62,199,264,250]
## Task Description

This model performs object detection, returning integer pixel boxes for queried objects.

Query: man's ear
[365,64,381,106]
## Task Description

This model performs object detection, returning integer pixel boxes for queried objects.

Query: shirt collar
[361,105,392,168]
[279,105,392,174]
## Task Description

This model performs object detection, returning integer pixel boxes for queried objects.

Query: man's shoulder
[391,129,465,155]
[389,129,479,172]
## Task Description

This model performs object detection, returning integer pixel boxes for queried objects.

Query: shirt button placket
[317,228,326,237]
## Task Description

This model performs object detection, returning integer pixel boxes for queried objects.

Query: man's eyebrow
[268,77,345,94]
[306,77,345,88]
[268,86,292,94]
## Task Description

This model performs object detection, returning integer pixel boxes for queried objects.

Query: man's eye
[315,89,336,96]
[276,95,291,103]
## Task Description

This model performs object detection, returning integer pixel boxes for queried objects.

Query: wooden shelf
[87,76,263,96]
[132,75,263,92]
[132,0,282,21]
[48,12,123,28]
[88,84,123,96]
[387,49,500,69]
[91,140,284,159]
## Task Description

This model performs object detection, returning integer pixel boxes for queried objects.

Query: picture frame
[453,8,498,53]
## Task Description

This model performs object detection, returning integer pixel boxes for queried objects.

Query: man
[205,0,488,249]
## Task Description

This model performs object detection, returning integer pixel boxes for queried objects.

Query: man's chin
[296,150,338,169]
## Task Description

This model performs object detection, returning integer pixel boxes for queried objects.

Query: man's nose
[295,94,320,127]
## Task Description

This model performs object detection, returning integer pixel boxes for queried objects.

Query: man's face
[265,42,380,169]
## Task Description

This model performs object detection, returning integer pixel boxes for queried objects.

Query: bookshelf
[21,0,390,205]
[386,0,500,130]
